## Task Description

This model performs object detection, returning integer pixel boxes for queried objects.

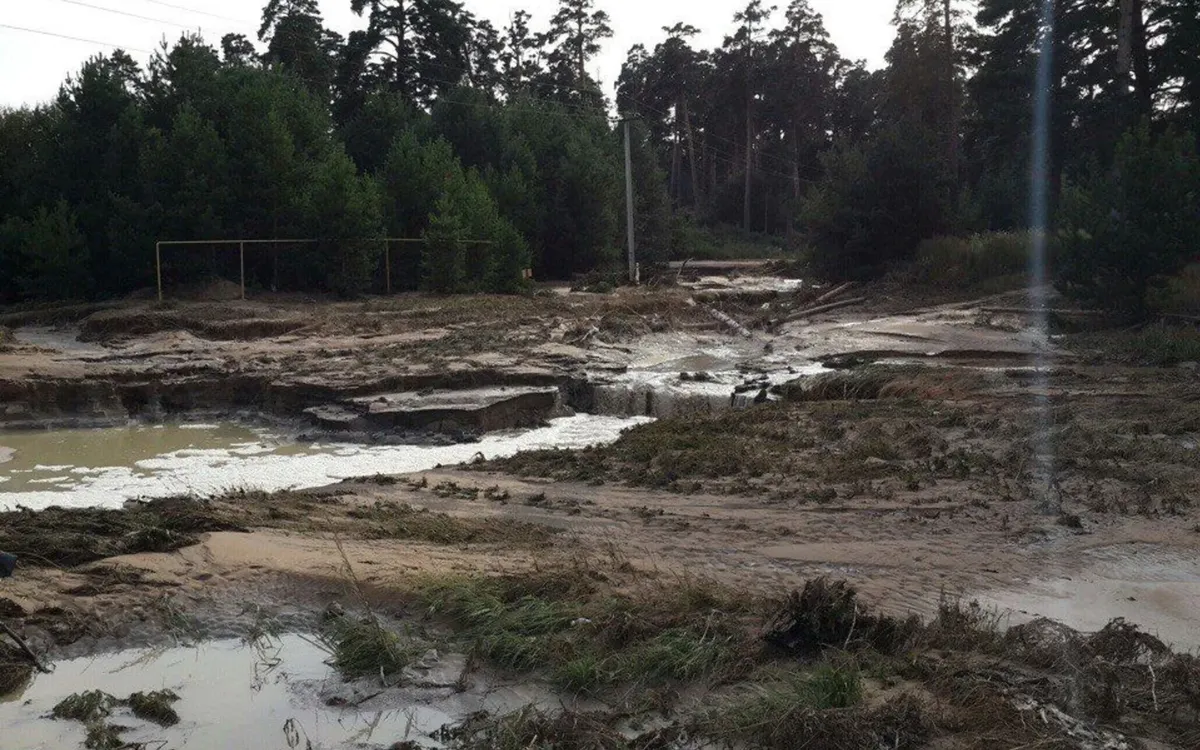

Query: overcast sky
[0,0,896,109]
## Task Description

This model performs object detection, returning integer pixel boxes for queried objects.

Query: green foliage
[300,148,384,295]
[911,231,1031,291]
[323,615,415,678]
[4,0,1197,301]
[802,125,956,280]
[0,202,91,301]
[670,222,786,261]
[1149,263,1200,316]
[1057,126,1200,318]
[423,201,467,294]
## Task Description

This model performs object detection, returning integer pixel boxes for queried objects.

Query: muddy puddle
[978,545,1200,652]
[0,635,554,750]
[0,415,650,512]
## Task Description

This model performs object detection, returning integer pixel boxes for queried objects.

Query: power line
[136,0,252,25]
[0,23,155,54]
[52,0,234,33]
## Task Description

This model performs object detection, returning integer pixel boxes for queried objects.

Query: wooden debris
[782,296,867,324]
[807,281,857,308]
[692,299,754,337]
[0,620,52,674]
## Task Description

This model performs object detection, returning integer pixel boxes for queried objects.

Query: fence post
[239,241,246,300]
[155,242,163,303]
[385,239,391,295]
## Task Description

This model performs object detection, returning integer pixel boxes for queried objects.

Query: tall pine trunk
[744,96,753,233]
[944,0,959,179]
[682,98,701,210]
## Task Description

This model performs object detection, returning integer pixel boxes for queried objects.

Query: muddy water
[0,635,553,750]
[978,545,1200,652]
[0,415,650,512]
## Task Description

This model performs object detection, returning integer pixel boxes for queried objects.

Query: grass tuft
[127,689,181,727]
[51,691,119,723]
[323,616,416,679]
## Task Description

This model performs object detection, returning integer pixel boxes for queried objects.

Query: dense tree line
[0,0,665,301]
[620,0,1200,312]
[1,0,1198,312]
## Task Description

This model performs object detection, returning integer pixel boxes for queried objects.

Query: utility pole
[622,117,637,284]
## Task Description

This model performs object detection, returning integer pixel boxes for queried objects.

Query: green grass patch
[672,223,788,261]
[323,616,417,679]
[419,572,754,696]
[1072,323,1200,366]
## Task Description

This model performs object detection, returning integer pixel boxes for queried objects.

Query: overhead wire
[0,23,155,54]
[51,0,238,34]
[136,0,253,25]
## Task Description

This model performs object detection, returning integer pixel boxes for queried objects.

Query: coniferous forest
[1,0,1197,317]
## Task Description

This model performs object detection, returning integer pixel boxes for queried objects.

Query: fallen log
[783,296,867,324]
[979,307,1103,317]
[692,299,754,337]
[806,281,856,308]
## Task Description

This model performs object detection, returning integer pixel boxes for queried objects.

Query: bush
[0,202,91,301]
[1057,125,1200,318]
[670,221,787,261]
[911,231,1031,290]
[1147,263,1200,316]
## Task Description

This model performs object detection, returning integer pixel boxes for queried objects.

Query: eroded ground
[2,276,1199,748]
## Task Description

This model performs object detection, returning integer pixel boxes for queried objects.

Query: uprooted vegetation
[0,497,245,568]
[0,491,556,575]
[385,571,1200,749]
[51,689,182,748]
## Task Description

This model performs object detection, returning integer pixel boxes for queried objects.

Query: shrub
[1147,263,1200,316]
[0,201,91,301]
[911,231,1031,290]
